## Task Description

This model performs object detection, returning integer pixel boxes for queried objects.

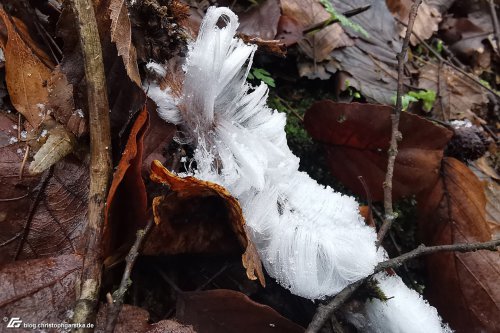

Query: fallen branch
[105,218,155,333]
[377,0,423,247]
[69,0,112,331]
[306,239,500,332]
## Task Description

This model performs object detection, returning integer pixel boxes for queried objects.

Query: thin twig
[377,0,423,247]
[105,218,155,333]
[69,0,112,331]
[488,0,500,54]
[303,4,372,34]
[305,239,500,332]
[375,239,500,272]
[14,167,53,260]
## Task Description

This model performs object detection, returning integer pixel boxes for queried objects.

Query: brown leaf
[105,107,149,257]
[110,0,141,86]
[144,160,265,287]
[418,63,489,121]
[95,304,196,333]
[176,289,304,333]
[280,0,354,62]
[0,9,54,129]
[141,99,177,176]
[387,0,442,45]
[238,0,281,41]
[0,112,88,265]
[47,67,88,138]
[417,157,500,332]
[0,254,82,326]
[304,101,453,201]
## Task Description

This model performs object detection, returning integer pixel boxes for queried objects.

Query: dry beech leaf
[47,67,88,138]
[0,254,82,325]
[387,0,442,45]
[0,113,88,265]
[109,0,141,86]
[176,289,304,333]
[280,0,353,62]
[417,157,500,332]
[304,101,453,201]
[104,107,149,257]
[95,304,195,333]
[145,160,265,287]
[0,9,53,129]
[418,63,488,121]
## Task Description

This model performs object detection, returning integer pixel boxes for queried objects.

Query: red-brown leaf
[417,157,500,332]
[176,289,304,333]
[304,101,453,201]
[104,107,149,257]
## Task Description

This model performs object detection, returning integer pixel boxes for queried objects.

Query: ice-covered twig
[306,239,500,332]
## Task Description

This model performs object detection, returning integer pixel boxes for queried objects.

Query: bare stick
[376,239,500,272]
[488,0,500,54]
[305,279,364,333]
[377,0,423,247]
[105,218,155,333]
[69,0,112,331]
[306,239,500,332]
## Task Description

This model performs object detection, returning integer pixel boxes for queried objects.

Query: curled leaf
[145,160,265,287]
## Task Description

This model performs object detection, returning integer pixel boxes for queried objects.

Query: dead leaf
[317,0,406,104]
[105,107,149,258]
[144,160,265,287]
[141,99,177,176]
[176,290,304,333]
[238,0,281,41]
[0,254,82,326]
[47,67,88,138]
[417,157,500,332]
[387,0,442,45]
[109,0,141,86]
[418,63,489,121]
[0,9,54,129]
[280,0,354,62]
[95,304,196,333]
[440,13,493,64]
[304,101,453,201]
[0,113,88,265]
